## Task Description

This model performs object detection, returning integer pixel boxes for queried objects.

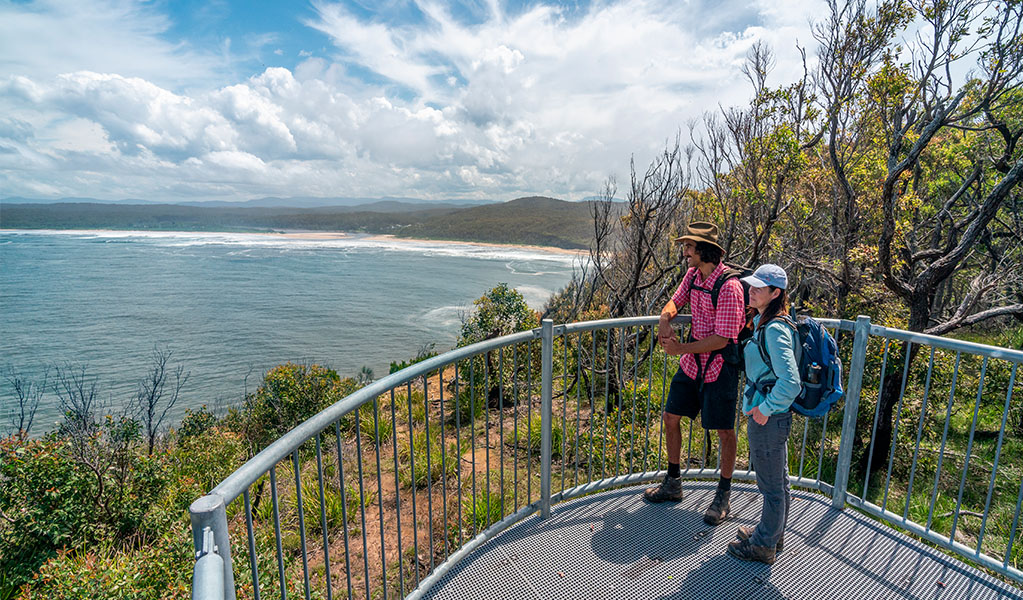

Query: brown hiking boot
[643,475,683,503]
[737,526,784,552]
[703,488,730,525]
[727,538,776,565]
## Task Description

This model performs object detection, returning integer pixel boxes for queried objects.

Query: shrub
[389,343,439,374]
[152,425,246,534]
[22,533,192,600]
[0,437,94,590]
[0,420,168,592]
[455,284,540,419]
[177,405,218,439]
[235,363,360,452]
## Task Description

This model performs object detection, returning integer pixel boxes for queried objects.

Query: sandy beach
[267,230,351,240]
[362,234,589,256]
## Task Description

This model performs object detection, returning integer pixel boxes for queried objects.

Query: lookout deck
[422,481,1023,600]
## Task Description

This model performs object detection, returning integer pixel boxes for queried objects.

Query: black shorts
[664,361,739,431]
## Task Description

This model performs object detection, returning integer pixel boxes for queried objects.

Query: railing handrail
[192,527,225,600]
[869,323,1023,362]
[190,313,1023,599]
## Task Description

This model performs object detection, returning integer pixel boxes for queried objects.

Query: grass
[460,482,506,537]
[396,429,458,489]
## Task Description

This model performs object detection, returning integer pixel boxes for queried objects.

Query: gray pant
[748,411,792,548]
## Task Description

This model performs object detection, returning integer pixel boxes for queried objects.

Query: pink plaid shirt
[670,262,746,383]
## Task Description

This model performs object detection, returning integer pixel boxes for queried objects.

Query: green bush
[235,363,360,452]
[454,284,540,420]
[152,425,246,534]
[23,532,192,600]
[0,419,168,592]
[389,343,439,374]
[177,405,218,439]
[0,437,95,590]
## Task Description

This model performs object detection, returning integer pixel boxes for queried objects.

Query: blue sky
[0,0,827,202]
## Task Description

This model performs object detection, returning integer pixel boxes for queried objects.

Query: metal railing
[189,315,1023,599]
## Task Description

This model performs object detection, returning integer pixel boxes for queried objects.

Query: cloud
[0,0,829,201]
[0,0,224,88]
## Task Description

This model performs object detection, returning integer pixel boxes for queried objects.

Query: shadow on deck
[423,482,1023,600]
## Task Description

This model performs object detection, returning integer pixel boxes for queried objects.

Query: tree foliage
[231,362,360,454]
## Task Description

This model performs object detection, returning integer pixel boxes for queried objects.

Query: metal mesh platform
[422,482,1023,600]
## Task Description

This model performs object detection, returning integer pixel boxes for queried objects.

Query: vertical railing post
[190,494,236,600]
[540,319,554,519]
[832,315,871,509]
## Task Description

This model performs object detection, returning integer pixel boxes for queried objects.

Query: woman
[727,264,801,565]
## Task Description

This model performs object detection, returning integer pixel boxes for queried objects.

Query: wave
[2,229,582,266]
[514,284,559,308]
[421,305,465,328]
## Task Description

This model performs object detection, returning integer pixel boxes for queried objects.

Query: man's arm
[660,333,729,356]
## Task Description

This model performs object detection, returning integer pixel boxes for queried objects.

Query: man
[644,221,745,527]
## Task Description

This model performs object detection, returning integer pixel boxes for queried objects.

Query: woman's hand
[749,406,769,426]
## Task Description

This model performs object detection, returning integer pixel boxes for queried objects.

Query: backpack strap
[686,266,741,310]
[753,315,800,385]
[709,268,742,309]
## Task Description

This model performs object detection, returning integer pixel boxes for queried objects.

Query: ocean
[0,230,581,431]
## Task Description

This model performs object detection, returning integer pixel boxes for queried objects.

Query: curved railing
[190,315,1023,599]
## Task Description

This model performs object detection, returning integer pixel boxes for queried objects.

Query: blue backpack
[754,314,844,418]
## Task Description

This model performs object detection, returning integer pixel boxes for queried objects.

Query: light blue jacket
[742,315,801,416]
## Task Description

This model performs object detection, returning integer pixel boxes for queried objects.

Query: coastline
[363,233,588,257]
[1,228,589,257]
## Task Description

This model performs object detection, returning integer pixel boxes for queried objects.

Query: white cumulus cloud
[0,0,829,202]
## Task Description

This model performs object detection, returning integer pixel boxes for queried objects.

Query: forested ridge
[0,196,597,249]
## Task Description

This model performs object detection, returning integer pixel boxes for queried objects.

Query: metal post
[540,319,554,519]
[832,315,870,508]
[190,494,236,600]
[192,527,225,600]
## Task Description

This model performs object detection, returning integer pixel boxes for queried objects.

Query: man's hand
[657,321,676,343]
[658,300,678,343]
[746,405,769,426]
[659,336,684,356]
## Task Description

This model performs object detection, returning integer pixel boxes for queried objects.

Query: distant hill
[0,202,455,233]
[396,196,595,249]
[0,196,494,209]
[0,196,603,249]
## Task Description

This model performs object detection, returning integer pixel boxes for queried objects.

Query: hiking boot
[643,475,683,503]
[727,538,776,565]
[736,526,784,553]
[703,488,730,525]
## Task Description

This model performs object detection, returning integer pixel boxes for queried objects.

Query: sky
[0,0,828,203]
